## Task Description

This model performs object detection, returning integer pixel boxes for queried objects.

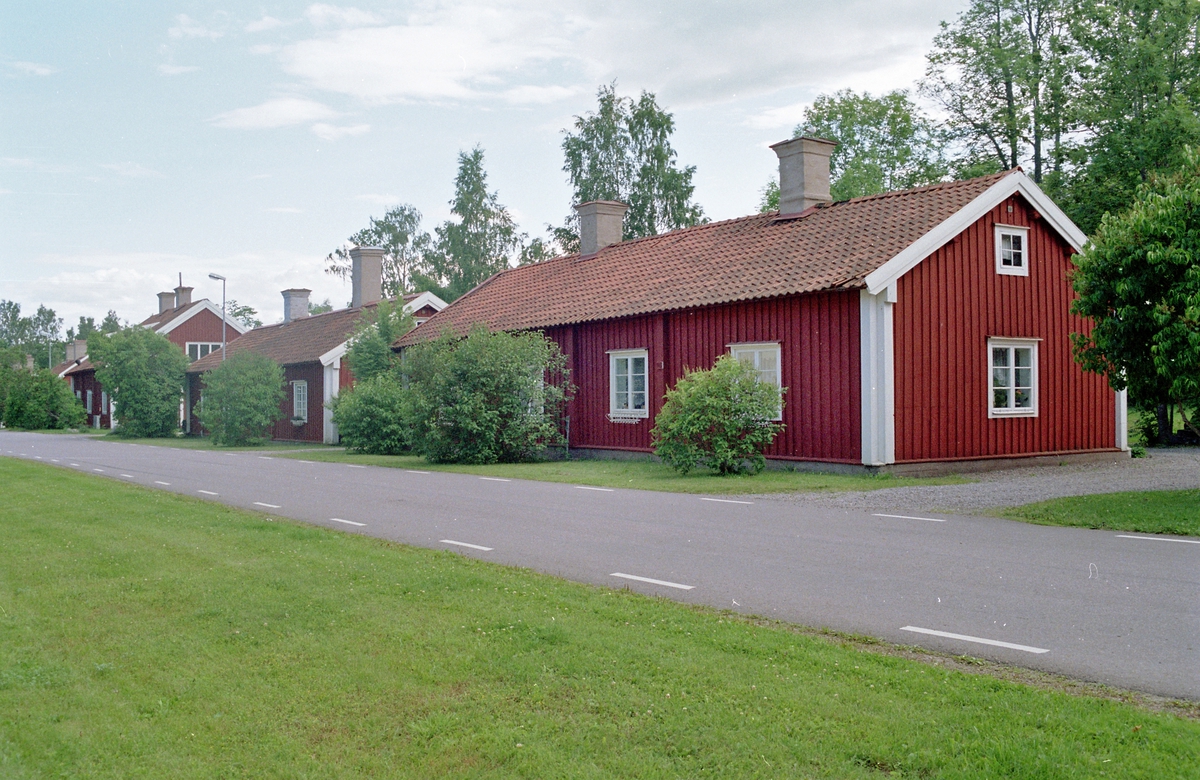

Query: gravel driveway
[758,448,1200,514]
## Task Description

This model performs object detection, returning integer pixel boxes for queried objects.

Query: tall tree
[325,204,432,298]
[414,147,524,301]
[223,300,263,329]
[557,84,705,252]
[88,326,189,438]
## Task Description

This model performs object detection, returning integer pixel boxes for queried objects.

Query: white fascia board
[403,291,448,314]
[319,341,349,367]
[1115,389,1129,451]
[156,300,250,336]
[864,172,1088,295]
[859,289,895,465]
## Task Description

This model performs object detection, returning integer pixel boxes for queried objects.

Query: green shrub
[345,299,414,382]
[404,326,572,464]
[1,368,85,430]
[651,354,784,475]
[196,351,286,446]
[332,375,411,454]
[88,327,189,437]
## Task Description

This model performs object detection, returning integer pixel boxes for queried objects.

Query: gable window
[187,342,222,362]
[995,225,1030,276]
[609,349,649,418]
[729,342,783,420]
[989,338,1038,417]
[292,380,308,423]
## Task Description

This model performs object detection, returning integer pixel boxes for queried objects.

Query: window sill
[989,409,1038,419]
[606,413,647,424]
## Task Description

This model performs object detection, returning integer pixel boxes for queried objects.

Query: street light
[208,273,226,361]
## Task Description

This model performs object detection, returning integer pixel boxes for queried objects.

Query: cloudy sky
[1,0,966,328]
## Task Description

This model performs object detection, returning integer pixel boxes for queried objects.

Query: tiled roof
[397,171,1013,347]
[186,304,376,374]
[140,300,207,331]
[63,358,95,376]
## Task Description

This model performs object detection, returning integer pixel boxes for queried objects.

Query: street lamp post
[208,273,226,361]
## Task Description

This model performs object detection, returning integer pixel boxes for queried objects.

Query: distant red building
[398,138,1125,472]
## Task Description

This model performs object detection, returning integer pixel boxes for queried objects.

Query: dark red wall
[271,362,324,442]
[165,308,241,351]
[69,369,110,429]
[893,194,1115,461]
[546,290,862,463]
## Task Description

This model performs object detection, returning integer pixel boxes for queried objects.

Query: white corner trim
[860,289,895,465]
[155,300,250,336]
[1115,389,1129,451]
[864,171,1087,295]
[323,358,341,445]
[403,291,448,314]
[319,341,349,367]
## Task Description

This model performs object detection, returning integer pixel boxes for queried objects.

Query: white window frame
[988,338,1039,418]
[608,349,649,419]
[995,224,1030,277]
[292,380,308,423]
[186,342,223,362]
[728,341,783,421]
[86,389,93,413]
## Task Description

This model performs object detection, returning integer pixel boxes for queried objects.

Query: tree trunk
[1156,403,1171,445]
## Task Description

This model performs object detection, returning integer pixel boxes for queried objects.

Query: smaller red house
[185,248,445,443]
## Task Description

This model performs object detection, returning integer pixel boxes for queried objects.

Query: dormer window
[995,225,1029,276]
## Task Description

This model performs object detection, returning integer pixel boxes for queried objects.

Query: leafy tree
[1,367,85,430]
[223,300,263,329]
[325,204,433,298]
[331,375,411,455]
[0,302,62,368]
[414,148,525,302]
[345,299,415,382]
[308,299,333,316]
[1071,149,1200,439]
[556,83,705,251]
[66,311,120,341]
[651,355,784,475]
[403,326,573,464]
[0,300,28,348]
[88,326,189,437]
[196,350,286,446]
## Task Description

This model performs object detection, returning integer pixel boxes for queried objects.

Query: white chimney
[574,200,629,255]
[770,136,836,215]
[281,288,311,324]
[350,246,384,308]
[157,292,176,313]
[65,339,87,363]
[174,285,193,308]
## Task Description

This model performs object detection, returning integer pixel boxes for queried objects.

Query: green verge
[1,459,1195,778]
[93,433,330,452]
[274,450,967,495]
[1001,489,1200,536]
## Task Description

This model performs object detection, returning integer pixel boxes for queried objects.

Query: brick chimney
[65,339,87,363]
[174,285,193,308]
[574,200,628,255]
[281,289,311,324]
[157,292,176,313]
[350,246,384,308]
[770,136,836,215]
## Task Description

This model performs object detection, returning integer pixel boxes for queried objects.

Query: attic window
[995,225,1029,277]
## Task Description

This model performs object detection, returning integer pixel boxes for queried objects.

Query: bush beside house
[88,327,189,437]
[331,375,411,455]
[0,367,85,430]
[196,351,286,446]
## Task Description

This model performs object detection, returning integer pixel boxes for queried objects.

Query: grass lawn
[2,458,1196,778]
[1002,489,1200,536]
[275,450,968,495]
[91,432,331,452]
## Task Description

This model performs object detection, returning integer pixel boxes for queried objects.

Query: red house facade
[397,138,1126,472]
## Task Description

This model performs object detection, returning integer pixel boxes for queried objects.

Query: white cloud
[267,207,303,213]
[354,193,399,205]
[10,61,58,76]
[502,85,580,105]
[99,162,164,178]
[168,14,223,40]
[246,15,287,33]
[0,188,12,195]
[209,98,339,129]
[311,122,370,140]
[304,4,385,28]
[744,101,811,131]
[158,64,199,75]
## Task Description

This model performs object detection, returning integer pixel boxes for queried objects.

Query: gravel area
[757,448,1200,514]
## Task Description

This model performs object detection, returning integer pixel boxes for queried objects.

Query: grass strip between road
[1002,489,1200,537]
[2,458,1197,778]
[90,433,331,452]
[273,449,967,495]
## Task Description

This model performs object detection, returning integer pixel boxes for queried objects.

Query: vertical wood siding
[893,196,1115,461]
[270,362,324,442]
[165,308,240,350]
[547,290,861,463]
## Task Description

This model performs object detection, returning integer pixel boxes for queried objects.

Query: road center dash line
[441,539,493,551]
[611,573,695,590]
[874,513,947,523]
[331,518,366,527]
[699,497,753,505]
[1116,534,1200,545]
[900,625,1048,654]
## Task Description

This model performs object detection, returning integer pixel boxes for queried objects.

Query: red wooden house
[397,137,1126,472]
[185,248,446,443]
[52,283,247,429]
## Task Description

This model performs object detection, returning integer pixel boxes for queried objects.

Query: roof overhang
[152,300,250,336]
[863,171,1087,295]
[403,290,448,314]
[318,342,348,367]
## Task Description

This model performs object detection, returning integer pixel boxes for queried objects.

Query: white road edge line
[258,456,273,460]
[34,456,43,459]
[699,497,753,505]
[198,490,219,496]
[406,470,430,474]
[254,502,281,509]
[575,485,614,492]
[441,539,493,551]
[93,468,104,472]
[70,463,80,467]
[154,481,171,486]
[120,474,134,478]
[874,513,948,523]
[346,465,366,469]
[900,626,1048,654]
[51,459,60,462]
[331,518,366,527]
[1116,534,1200,545]
[479,477,510,482]
[611,572,695,590]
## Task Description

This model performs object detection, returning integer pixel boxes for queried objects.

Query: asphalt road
[5,431,1198,701]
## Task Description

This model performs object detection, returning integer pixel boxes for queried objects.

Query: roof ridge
[832,170,1015,207]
